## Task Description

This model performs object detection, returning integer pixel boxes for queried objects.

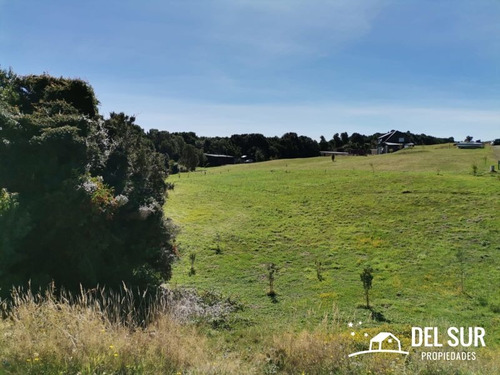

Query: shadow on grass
[357,305,390,322]
[370,308,390,322]
[267,291,279,304]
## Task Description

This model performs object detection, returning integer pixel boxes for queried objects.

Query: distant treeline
[147,130,454,171]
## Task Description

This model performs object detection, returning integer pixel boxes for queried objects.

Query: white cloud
[206,0,388,60]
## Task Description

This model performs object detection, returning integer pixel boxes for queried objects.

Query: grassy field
[1,144,499,374]
[165,144,500,372]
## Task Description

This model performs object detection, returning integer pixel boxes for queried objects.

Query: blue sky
[1,0,499,141]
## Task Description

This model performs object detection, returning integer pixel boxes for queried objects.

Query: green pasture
[167,144,500,347]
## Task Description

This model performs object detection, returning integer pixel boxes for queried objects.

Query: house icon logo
[348,331,409,357]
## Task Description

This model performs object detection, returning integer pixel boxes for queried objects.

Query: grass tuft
[0,284,246,374]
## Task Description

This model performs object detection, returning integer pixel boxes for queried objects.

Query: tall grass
[0,284,246,374]
[0,286,498,374]
[265,313,499,374]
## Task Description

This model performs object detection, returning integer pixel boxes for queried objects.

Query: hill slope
[167,145,500,345]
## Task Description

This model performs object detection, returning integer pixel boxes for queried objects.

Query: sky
[1,0,499,141]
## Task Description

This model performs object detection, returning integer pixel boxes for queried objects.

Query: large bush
[0,70,175,295]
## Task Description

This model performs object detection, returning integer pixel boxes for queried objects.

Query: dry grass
[265,328,499,375]
[0,284,247,374]
[256,308,500,374]
[0,287,498,374]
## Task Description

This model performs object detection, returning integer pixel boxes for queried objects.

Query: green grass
[167,145,500,348]
[1,144,498,374]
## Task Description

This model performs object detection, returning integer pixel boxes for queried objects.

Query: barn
[204,153,235,167]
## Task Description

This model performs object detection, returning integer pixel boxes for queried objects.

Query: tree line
[147,129,454,172]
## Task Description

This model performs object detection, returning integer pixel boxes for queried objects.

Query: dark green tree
[340,132,349,146]
[332,133,342,148]
[179,144,199,171]
[319,135,329,151]
[0,70,175,295]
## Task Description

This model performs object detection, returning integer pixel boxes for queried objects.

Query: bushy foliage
[147,130,321,167]
[0,70,175,295]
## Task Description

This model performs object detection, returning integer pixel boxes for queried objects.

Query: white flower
[114,195,129,207]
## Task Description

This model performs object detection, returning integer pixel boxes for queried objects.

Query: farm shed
[204,153,235,167]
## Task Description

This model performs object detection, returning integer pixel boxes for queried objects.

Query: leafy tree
[254,148,266,162]
[278,133,320,159]
[340,132,349,146]
[0,70,175,295]
[147,129,186,161]
[347,132,366,150]
[319,135,329,151]
[332,133,342,148]
[179,144,199,171]
[360,266,374,309]
[230,133,270,160]
[176,131,198,146]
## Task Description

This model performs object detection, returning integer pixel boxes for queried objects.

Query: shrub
[0,70,175,295]
[472,163,478,175]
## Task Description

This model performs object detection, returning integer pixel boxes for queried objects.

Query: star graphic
[348,322,353,327]
[364,333,368,337]
[351,332,355,336]
[358,321,362,325]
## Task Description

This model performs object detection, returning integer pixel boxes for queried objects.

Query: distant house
[377,130,414,154]
[204,153,235,167]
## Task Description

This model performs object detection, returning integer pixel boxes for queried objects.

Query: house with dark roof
[377,130,414,154]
